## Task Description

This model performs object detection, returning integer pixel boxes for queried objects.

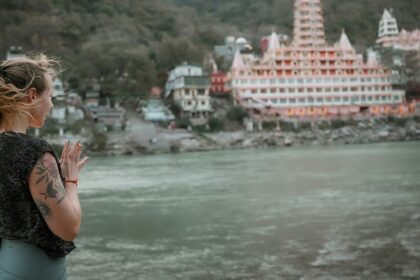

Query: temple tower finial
[378,8,399,38]
[293,0,326,47]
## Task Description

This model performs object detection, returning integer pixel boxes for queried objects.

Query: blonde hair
[0,54,59,128]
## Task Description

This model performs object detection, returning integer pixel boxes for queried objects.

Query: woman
[0,54,88,279]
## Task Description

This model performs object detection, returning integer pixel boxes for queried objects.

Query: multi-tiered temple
[230,0,413,119]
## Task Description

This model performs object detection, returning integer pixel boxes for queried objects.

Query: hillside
[0,0,418,99]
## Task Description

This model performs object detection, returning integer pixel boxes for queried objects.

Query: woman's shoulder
[0,131,52,152]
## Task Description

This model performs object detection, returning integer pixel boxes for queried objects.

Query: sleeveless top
[0,131,75,258]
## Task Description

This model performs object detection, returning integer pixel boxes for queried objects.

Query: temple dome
[235,37,247,44]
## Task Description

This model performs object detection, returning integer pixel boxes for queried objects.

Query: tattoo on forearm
[36,200,52,218]
[35,158,66,204]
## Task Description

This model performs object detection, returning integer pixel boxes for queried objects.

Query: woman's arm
[28,152,81,241]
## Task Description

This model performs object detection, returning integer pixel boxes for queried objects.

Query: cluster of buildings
[163,0,418,124]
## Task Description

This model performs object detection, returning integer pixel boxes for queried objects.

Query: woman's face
[29,76,54,128]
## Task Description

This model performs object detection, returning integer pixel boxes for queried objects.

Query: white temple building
[376,9,420,51]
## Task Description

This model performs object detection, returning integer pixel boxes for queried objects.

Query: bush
[168,101,182,118]
[262,121,277,131]
[317,121,332,130]
[90,130,107,151]
[298,122,311,130]
[387,116,408,127]
[278,120,297,132]
[227,106,248,123]
[208,117,224,132]
[331,119,346,129]
[346,118,358,127]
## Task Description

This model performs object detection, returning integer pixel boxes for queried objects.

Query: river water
[67,142,420,280]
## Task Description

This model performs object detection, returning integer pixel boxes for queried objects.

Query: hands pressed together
[60,141,88,184]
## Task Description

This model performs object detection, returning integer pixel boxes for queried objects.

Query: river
[67,142,420,280]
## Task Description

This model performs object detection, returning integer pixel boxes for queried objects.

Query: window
[316,98,323,103]
[289,98,296,103]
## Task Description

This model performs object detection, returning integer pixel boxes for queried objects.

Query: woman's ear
[27,88,37,103]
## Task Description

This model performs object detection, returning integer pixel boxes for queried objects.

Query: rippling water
[67,142,420,280]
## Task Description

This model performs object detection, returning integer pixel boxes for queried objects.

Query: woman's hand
[60,141,88,181]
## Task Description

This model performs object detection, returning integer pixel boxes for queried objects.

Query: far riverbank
[45,116,420,157]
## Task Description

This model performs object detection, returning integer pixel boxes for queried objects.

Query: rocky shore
[68,117,420,156]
